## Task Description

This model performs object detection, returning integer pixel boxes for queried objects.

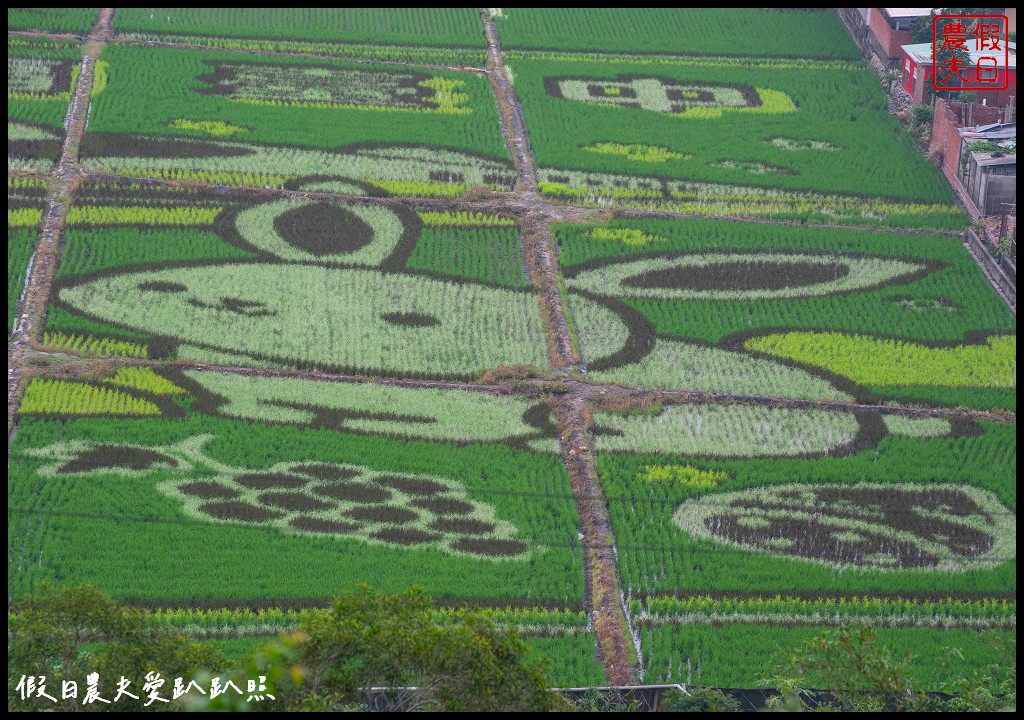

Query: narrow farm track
[8,9,114,434]
[553,395,637,684]
[481,9,639,683]
[522,211,580,369]
[480,11,538,191]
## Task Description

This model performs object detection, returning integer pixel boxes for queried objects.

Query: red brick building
[901,42,1017,105]
[868,8,932,60]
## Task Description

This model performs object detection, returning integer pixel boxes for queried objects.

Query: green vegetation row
[8,228,35,332]
[115,33,488,67]
[117,605,590,634]
[8,7,98,34]
[494,9,859,59]
[640,624,1014,689]
[57,227,253,278]
[20,378,159,416]
[112,8,487,48]
[748,332,1015,389]
[407,228,529,288]
[633,595,1016,624]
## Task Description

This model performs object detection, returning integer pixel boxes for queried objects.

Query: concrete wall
[966,159,1017,215]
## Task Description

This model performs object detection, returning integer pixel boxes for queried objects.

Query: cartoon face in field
[56,199,554,377]
[199,61,469,114]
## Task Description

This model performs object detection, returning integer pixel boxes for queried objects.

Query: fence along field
[44,183,544,378]
[78,44,511,195]
[493,8,860,59]
[510,55,964,229]
[559,216,1016,411]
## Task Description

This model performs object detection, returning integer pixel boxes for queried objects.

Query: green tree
[8,584,226,712]
[763,625,1016,712]
[195,585,560,712]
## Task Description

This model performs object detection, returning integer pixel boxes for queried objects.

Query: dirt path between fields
[7,9,113,433]
[481,9,637,684]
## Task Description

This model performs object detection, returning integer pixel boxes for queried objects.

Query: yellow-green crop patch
[746,333,1016,389]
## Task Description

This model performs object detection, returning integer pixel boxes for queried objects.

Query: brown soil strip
[480,10,638,680]
[554,395,637,685]
[521,211,579,369]
[7,29,81,41]
[8,9,114,435]
[480,11,538,192]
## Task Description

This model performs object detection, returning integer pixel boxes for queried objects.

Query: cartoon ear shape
[235,198,405,266]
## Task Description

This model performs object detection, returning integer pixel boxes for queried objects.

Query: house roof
[901,41,1017,69]
[884,8,933,19]
[970,153,1016,167]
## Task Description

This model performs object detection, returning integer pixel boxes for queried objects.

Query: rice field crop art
[9,176,47,333]
[8,7,99,34]
[77,44,511,194]
[46,186,544,379]
[637,623,1015,688]
[509,55,964,227]
[557,217,1016,410]
[633,597,1016,689]
[9,369,584,604]
[596,414,1016,598]
[7,37,83,170]
[493,9,859,58]
[112,8,488,50]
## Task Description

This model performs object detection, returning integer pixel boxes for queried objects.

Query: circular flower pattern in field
[672,483,1015,571]
[567,253,929,301]
[25,436,531,560]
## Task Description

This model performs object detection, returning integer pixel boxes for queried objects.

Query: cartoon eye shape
[565,252,933,302]
[235,198,406,266]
